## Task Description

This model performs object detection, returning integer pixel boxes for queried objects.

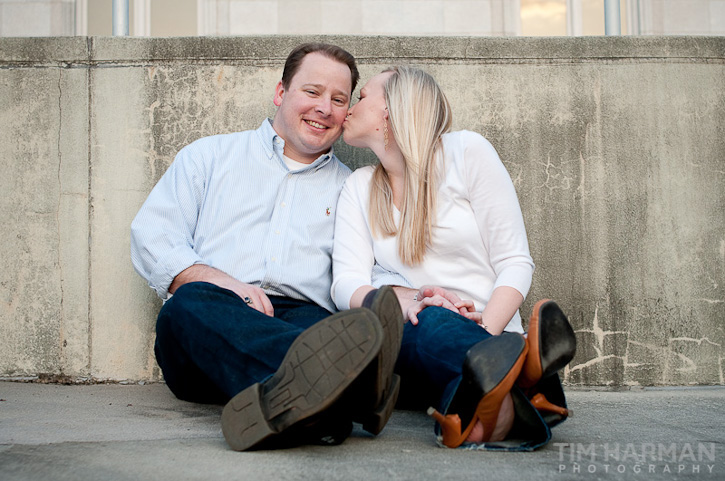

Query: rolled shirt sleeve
[130,141,208,299]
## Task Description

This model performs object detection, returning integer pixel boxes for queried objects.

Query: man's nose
[315,96,332,116]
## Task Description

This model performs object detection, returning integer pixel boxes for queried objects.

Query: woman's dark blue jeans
[394,306,493,410]
[154,282,332,404]
[395,305,567,451]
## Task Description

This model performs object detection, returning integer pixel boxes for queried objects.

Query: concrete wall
[0,35,723,387]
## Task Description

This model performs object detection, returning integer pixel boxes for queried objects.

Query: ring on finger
[243,296,253,305]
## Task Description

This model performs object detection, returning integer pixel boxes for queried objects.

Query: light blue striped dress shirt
[131,119,360,313]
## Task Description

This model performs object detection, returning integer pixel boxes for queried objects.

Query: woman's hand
[406,293,462,326]
[415,285,477,317]
[415,286,489,327]
[418,286,525,334]
[384,285,478,326]
[416,285,462,306]
[449,299,486,326]
[402,285,468,326]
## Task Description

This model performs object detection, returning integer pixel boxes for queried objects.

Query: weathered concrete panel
[440,59,725,386]
[0,36,723,386]
[0,49,89,377]
[90,66,158,380]
[89,61,279,380]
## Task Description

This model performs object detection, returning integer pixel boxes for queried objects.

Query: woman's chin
[342,132,362,148]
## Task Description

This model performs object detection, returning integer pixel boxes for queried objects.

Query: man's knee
[162,281,229,317]
[157,282,213,334]
[172,281,228,301]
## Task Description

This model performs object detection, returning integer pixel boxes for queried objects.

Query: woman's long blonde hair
[369,66,453,265]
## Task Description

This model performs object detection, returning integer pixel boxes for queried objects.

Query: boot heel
[530,393,571,417]
[361,374,401,435]
[222,383,276,451]
[427,407,465,448]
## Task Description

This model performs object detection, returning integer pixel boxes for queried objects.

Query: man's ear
[273,81,285,107]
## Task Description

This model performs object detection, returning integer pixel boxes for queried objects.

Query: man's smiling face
[271,52,353,163]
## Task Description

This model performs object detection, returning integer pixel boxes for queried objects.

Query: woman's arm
[331,171,378,310]
[462,132,535,331]
[461,286,524,335]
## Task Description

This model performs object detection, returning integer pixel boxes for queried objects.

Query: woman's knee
[413,306,492,349]
[416,306,471,327]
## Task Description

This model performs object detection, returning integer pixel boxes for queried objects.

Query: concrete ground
[0,381,722,481]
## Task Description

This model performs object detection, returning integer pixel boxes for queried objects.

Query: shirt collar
[258,118,334,171]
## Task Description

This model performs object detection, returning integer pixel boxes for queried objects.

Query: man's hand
[170,264,274,316]
[226,282,275,317]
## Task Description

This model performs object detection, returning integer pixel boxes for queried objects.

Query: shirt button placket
[270,173,294,282]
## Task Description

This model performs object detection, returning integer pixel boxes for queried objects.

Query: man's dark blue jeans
[156,281,491,409]
[154,281,332,404]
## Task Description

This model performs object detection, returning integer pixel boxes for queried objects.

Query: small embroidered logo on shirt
[326,207,331,216]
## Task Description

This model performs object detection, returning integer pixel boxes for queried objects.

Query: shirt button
[271,257,277,262]
[280,202,286,207]
[275,230,280,235]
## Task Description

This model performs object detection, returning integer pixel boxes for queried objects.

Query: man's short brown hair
[282,43,359,93]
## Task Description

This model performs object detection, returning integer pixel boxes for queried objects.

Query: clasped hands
[406,285,483,326]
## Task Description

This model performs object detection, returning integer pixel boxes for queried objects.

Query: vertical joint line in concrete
[86,37,93,375]
[57,65,66,369]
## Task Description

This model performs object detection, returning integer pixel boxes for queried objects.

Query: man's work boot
[221,308,383,451]
[350,285,404,435]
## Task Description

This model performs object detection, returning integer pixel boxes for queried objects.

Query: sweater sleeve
[331,169,377,310]
[460,131,534,299]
